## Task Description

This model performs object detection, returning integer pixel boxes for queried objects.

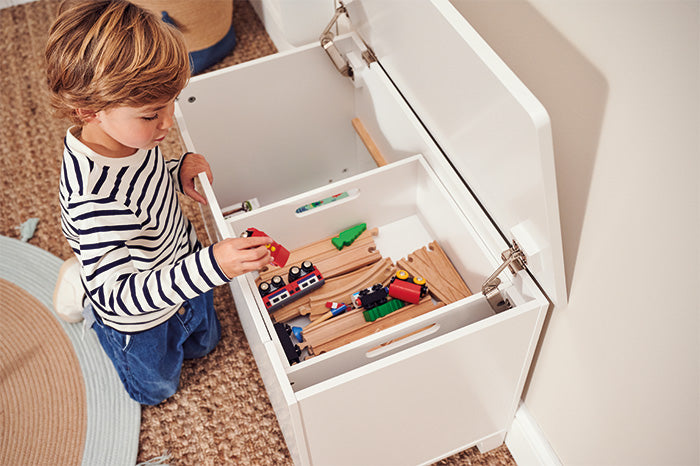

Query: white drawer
[193,156,547,465]
[177,1,563,463]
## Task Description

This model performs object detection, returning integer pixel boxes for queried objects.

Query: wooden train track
[257,227,380,283]
[302,297,444,355]
[270,257,396,322]
[396,241,472,304]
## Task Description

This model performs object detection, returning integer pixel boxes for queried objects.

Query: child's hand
[213,236,273,279]
[180,152,212,204]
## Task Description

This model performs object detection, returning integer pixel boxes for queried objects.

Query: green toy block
[331,223,367,250]
[363,299,405,322]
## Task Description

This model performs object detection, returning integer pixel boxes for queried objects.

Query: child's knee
[126,378,179,406]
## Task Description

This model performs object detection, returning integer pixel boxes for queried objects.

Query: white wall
[448,0,700,464]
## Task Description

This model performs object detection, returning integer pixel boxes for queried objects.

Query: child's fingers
[183,183,207,204]
[236,236,273,249]
[212,237,274,278]
[244,247,273,269]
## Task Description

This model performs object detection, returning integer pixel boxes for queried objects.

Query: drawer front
[294,300,546,466]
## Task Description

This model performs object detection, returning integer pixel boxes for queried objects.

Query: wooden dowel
[352,118,387,167]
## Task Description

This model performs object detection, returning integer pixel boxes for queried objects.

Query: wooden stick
[352,118,387,167]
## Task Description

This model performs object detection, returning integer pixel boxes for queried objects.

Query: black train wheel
[301,260,314,274]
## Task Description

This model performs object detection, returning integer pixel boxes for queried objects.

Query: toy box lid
[349,0,566,306]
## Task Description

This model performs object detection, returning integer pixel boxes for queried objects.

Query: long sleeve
[60,131,228,332]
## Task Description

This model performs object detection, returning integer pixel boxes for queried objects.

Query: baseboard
[506,403,562,466]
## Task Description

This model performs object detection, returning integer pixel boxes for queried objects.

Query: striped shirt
[59,127,229,332]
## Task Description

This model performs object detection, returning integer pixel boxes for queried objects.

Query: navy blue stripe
[141,279,157,310]
[68,197,118,209]
[209,246,229,282]
[182,263,204,295]
[140,160,166,229]
[73,208,132,221]
[115,278,133,315]
[134,151,158,217]
[79,239,124,250]
[85,255,131,282]
[195,252,216,288]
[108,166,129,200]
[64,142,84,196]
[92,166,109,194]
[143,169,175,232]
[125,154,150,206]
[77,223,141,235]
[169,268,189,301]
[154,270,176,307]
[127,275,144,313]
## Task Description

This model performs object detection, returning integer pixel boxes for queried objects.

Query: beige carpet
[0,1,516,464]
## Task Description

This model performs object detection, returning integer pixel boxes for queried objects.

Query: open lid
[347,0,566,306]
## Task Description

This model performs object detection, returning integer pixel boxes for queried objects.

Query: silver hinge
[481,241,527,313]
[320,2,377,80]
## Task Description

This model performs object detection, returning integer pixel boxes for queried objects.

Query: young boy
[46,0,272,405]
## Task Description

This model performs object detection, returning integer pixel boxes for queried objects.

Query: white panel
[287,295,495,391]
[225,157,424,251]
[175,44,358,209]
[350,0,566,306]
[295,301,546,466]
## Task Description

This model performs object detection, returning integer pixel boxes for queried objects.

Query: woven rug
[0,236,141,465]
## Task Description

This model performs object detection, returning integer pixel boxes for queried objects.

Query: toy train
[258,260,324,313]
[241,227,290,267]
[388,270,428,303]
[274,322,302,364]
[353,270,429,322]
[353,270,428,308]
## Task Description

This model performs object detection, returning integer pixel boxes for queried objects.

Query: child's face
[91,99,176,155]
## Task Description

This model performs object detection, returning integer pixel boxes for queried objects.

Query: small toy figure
[241,227,290,267]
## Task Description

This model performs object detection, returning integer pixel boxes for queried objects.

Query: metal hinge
[481,241,527,313]
[320,2,377,80]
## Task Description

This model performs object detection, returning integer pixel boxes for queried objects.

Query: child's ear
[75,108,98,123]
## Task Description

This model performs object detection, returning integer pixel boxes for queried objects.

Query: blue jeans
[90,290,221,405]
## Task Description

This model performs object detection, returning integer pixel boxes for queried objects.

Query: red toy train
[388,270,428,304]
[353,270,428,310]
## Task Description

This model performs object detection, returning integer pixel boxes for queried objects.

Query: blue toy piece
[292,326,304,342]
